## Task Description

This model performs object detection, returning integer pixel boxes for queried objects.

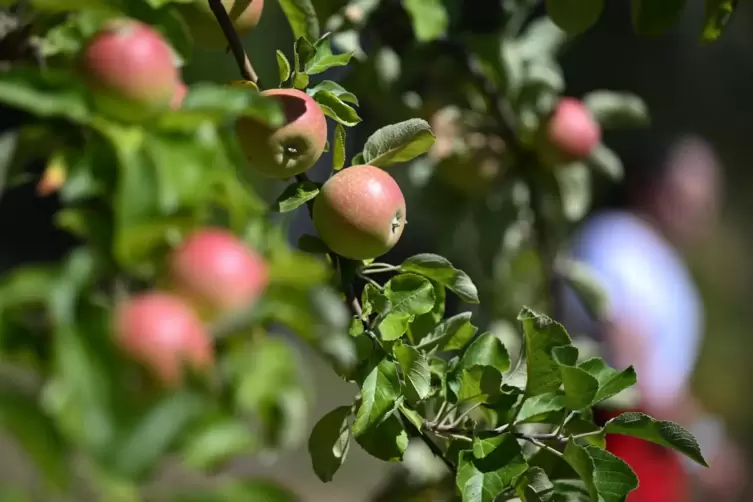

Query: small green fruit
[179,0,264,50]
[237,88,327,179]
[313,165,407,260]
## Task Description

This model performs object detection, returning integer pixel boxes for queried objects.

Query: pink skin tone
[115,292,212,386]
[81,19,178,109]
[313,165,407,260]
[170,229,269,314]
[547,97,601,159]
[171,82,188,110]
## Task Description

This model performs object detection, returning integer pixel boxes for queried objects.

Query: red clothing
[596,409,688,502]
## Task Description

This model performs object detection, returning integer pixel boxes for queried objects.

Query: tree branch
[207,0,259,85]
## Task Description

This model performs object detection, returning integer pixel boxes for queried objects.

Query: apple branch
[207,0,260,85]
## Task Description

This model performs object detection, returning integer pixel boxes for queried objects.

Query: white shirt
[560,210,703,406]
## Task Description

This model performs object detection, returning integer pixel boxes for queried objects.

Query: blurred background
[2,0,753,500]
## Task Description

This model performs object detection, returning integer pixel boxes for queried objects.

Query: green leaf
[179,83,283,126]
[517,393,566,423]
[0,68,89,122]
[472,433,507,459]
[457,367,502,404]
[546,0,604,35]
[583,91,649,129]
[111,391,204,478]
[603,412,707,466]
[564,440,638,502]
[631,0,687,37]
[354,413,409,461]
[400,253,479,303]
[182,418,257,471]
[516,467,555,502]
[332,124,347,171]
[378,312,413,341]
[398,403,424,431]
[393,342,431,403]
[578,358,637,405]
[460,333,511,374]
[277,50,292,84]
[402,0,449,41]
[456,436,528,502]
[556,162,592,222]
[305,35,353,75]
[552,346,599,410]
[361,119,435,168]
[273,179,320,212]
[352,358,401,436]
[293,71,310,90]
[407,281,446,344]
[419,312,478,352]
[587,143,624,181]
[558,259,610,320]
[361,283,392,317]
[384,274,436,316]
[308,80,359,105]
[701,0,738,43]
[278,0,320,41]
[308,406,352,482]
[518,307,572,396]
[312,89,361,126]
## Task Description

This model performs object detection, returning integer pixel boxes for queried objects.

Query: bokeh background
[2,0,753,500]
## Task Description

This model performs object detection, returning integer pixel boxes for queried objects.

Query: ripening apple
[179,0,264,49]
[313,165,407,260]
[115,292,212,386]
[236,88,327,179]
[80,19,179,122]
[171,81,188,110]
[168,229,269,318]
[538,97,601,165]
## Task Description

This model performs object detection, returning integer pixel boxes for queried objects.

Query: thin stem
[521,435,565,459]
[446,402,482,430]
[401,409,455,473]
[207,0,260,85]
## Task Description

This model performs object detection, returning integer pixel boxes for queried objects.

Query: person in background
[559,130,746,502]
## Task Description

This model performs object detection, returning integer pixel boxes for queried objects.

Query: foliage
[0,0,739,501]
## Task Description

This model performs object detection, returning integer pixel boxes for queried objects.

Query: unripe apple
[115,292,212,386]
[179,0,264,49]
[540,97,601,165]
[313,165,407,260]
[171,81,188,110]
[436,151,503,195]
[237,88,327,179]
[80,19,179,122]
[169,229,268,317]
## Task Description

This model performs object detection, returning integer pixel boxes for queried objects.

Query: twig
[207,0,260,85]
[401,409,456,473]
[520,435,565,459]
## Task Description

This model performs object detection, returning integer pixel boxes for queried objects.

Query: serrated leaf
[472,433,506,459]
[517,393,566,423]
[402,0,449,42]
[419,312,477,352]
[293,72,310,90]
[583,90,649,129]
[305,35,353,75]
[603,412,707,466]
[384,274,435,316]
[378,312,413,341]
[312,89,361,126]
[294,36,316,71]
[308,80,359,105]
[546,0,604,35]
[460,333,510,374]
[456,436,528,502]
[400,253,479,303]
[276,50,292,84]
[407,281,446,345]
[279,0,320,41]
[393,342,431,403]
[355,412,409,461]
[586,143,623,180]
[308,406,352,482]
[518,307,572,396]
[552,346,599,410]
[362,119,436,168]
[701,0,738,43]
[332,124,346,170]
[578,358,637,405]
[516,467,554,502]
[564,440,638,502]
[352,358,401,436]
[361,283,391,317]
[457,367,502,404]
[631,0,687,37]
[273,180,319,212]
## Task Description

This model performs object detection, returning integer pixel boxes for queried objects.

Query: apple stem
[207,0,260,86]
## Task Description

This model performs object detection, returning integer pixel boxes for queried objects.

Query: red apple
[179,0,264,49]
[115,292,212,386]
[171,81,188,110]
[80,19,179,122]
[237,88,327,179]
[542,97,601,163]
[169,229,268,316]
[313,165,407,260]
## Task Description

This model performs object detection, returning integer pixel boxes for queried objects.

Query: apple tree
[0,0,739,501]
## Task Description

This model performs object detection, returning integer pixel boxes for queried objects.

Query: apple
[313,165,407,260]
[169,229,268,317]
[540,97,601,164]
[179,0,264,49]
[80,19,179,122]
[237,88,327,179]
[115,292,212,386]
[171,81,188,110]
